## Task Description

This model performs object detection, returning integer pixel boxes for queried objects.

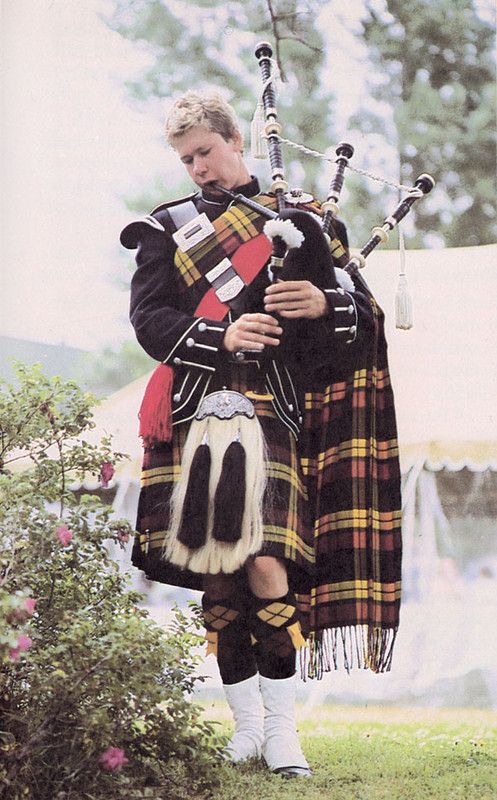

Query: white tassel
[251,103,267,159]
[263,218,304,250]
[395,228,413,330]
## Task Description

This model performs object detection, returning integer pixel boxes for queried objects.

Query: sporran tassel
[395,227,413,329]
[177,439,211,549]
[213,439,246,543]
[251,102,267,159]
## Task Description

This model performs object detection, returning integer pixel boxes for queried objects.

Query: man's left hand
[264,280,327,319]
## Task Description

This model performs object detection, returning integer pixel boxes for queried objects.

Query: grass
[202,703,497,800]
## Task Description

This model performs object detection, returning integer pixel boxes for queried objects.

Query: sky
[1,0,495,351]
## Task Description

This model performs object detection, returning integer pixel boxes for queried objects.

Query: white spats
[263,218,305,250]
[259,675,312,776]
[223,674,265,762]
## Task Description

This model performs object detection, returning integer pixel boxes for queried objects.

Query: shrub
[0,365,223,800]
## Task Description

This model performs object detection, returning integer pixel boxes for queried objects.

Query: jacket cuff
[323,287,358,344]
[164,317,229,371]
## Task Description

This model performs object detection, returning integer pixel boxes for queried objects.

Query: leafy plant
[0,364,223,800]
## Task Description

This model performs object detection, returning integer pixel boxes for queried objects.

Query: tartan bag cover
[297,296,402,678]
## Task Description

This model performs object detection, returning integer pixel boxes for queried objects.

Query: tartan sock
[247,590,305,680]
[201,593,257,685]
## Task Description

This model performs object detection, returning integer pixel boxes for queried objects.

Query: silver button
[186,337,195,348]
[298,415,303,424]
[349,325,357,334]
[234,351,245,362]
[337,287,345,295]
[198,322,207,332]
[173,393,181,403]
[173,357,182,365]
[288,403,294,411]
[348,304,354,314]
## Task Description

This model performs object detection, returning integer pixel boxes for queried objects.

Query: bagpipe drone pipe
[213,41,434,373]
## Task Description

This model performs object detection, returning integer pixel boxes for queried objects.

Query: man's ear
[232,130,243,152]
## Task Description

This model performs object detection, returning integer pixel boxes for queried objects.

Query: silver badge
[195,391,255,420]
[215,275,245,303]
[283,188,314,205]
[172,212,215,252]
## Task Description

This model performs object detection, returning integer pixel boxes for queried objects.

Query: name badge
[173,212,215,252]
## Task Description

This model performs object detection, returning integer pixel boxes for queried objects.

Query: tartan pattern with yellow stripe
[296,296,402,674]
[131,367,314,593]
[173,195,277,287]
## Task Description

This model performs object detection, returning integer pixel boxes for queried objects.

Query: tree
[104,0,336,198]
[352,0,496,247]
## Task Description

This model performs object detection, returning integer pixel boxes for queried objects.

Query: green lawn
[203,704,497,800]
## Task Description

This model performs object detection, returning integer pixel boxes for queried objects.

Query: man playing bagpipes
[120,75,404,777]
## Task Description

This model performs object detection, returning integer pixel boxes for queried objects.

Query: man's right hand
[222,313,282,352]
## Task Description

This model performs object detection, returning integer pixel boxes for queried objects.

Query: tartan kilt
[131,394,315,594]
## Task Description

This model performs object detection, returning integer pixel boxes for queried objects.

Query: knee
[247,556,288,599]
[203,574,237,600]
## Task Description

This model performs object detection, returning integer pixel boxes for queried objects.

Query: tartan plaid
[174,195,276,287]
[296,296,402,676]
[173,194,349,289]
[131,367,314,593]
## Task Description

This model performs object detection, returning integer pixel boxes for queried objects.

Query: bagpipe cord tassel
[395,227,413,330]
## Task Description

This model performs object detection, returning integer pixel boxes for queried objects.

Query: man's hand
[264,280,327,319]
[222,313,282,352]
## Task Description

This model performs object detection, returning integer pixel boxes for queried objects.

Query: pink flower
[11,597,37,622]
[100,461,115,488]
[99,746,129,771]
[9,634,33,662]
[56,525,73,546]
[23,597,36,615]
[117,530,129,543]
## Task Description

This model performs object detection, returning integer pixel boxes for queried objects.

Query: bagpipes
[213,41,435,330]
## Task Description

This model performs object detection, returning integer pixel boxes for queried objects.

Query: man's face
[174,126,250,191]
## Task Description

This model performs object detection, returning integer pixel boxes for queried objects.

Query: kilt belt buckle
[195,390,255,421]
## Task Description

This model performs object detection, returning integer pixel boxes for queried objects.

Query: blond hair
[165,91,242,146]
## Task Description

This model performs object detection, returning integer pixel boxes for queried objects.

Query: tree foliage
[354,0,496,247]
[0,365,223,799]
[105,0,336,197]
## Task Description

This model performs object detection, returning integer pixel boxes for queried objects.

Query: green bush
[0,365,224,800]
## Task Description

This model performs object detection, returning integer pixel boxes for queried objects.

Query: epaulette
[120,192,198,250]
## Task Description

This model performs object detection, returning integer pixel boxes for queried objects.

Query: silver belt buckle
[195,391,255,421]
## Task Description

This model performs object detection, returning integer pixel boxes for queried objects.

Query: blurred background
[2,0,496,708]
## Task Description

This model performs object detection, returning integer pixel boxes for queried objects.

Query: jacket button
[348,304,354,314]
[288,403,294,411]
[186,337,195,347]
[198,322,207,332]
[173,393,181,403]
[349,325,357,334]
[234,351,245,362]
[173,357,182,365]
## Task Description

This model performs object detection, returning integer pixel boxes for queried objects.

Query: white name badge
[172,212,215,252]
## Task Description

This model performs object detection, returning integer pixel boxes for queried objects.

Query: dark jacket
[120,177,374,437]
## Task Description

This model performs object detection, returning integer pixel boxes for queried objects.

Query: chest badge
[173,212,215,252]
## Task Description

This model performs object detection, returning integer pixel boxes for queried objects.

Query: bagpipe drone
[213,41,435,330]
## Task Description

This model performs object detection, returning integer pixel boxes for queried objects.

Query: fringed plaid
[297,296,402,677]
[131,370,314,593]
